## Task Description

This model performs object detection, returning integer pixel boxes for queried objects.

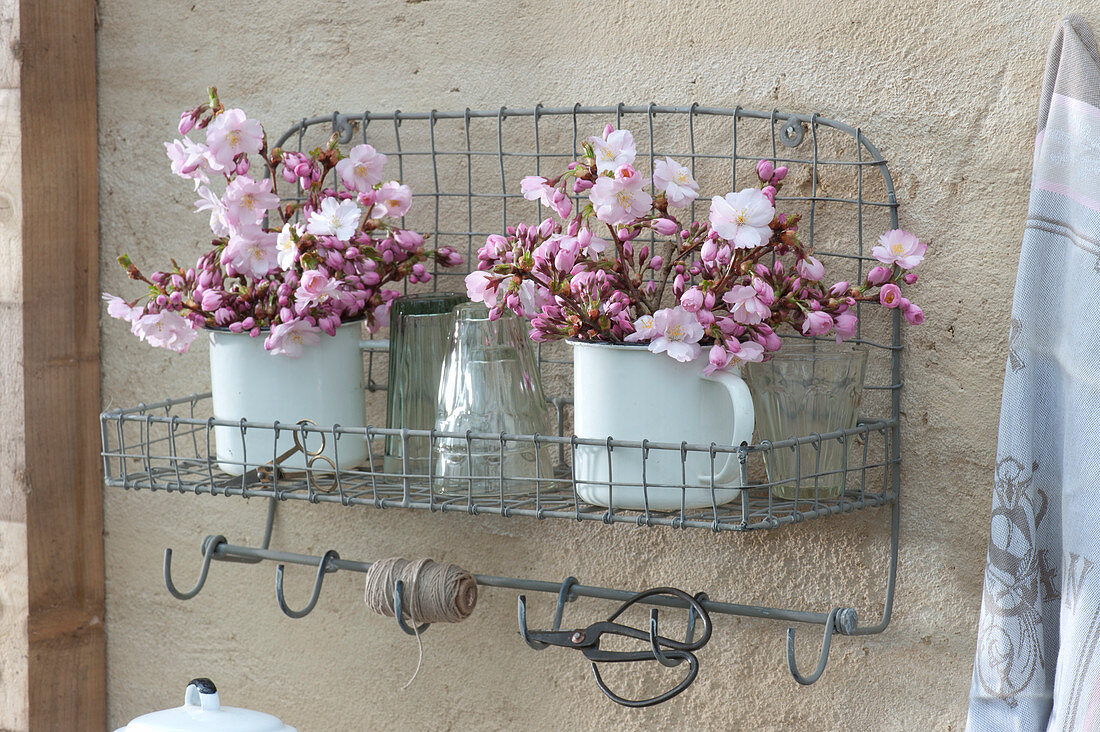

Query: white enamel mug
[208,321,368,475]
[570,341,755,511]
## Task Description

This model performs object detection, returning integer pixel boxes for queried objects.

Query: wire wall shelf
[102,104,903,692]
[101,393,896,532]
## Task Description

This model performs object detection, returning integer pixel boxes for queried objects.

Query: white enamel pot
[570,341,755,511]
[114,678,297,732]
[208,321,368,475]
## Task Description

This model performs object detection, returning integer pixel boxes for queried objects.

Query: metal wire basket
[101,104,902,533]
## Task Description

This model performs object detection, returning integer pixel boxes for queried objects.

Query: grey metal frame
[101,104,903,685]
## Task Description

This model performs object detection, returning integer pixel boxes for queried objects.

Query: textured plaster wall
[98,1,1084,729]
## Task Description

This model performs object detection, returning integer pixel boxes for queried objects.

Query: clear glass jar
[383,293,468,475]
[433,303,553,497]
[745,343,868,500]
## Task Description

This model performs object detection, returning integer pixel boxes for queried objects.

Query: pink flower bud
[879,283,902,308]
[903,272,918,284]
[200,290,223,311]
[649,256,663,270]
[700,239,718,263]
[708,344,728,369]
[652,218,679,236]
[602,123,615,139]
[761,185,777,204]
[772,166,788,182]
[903,302,925,325]
[801,310,834,336]
[178,112,196,135]
[756,159,775,182]
[829,281,850,297]
[796,256,825,282]
[573,179,594,193]
[680,288,705,313]
[867,266,892,286]
[673,274,686,298]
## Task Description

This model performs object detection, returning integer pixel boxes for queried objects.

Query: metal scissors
[520,586,712,707]
[216,419,338,493]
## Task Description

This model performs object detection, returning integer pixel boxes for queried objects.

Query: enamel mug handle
[698,369,755,486]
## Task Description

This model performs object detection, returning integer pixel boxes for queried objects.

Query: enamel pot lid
[114,678,298,732]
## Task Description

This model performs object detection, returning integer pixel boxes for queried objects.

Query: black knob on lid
[188,678,217,695]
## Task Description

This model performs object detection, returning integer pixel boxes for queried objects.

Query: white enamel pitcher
[570,341,755,511]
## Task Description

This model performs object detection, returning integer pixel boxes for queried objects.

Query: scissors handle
[590,650,699,708]
[291,419,327,457]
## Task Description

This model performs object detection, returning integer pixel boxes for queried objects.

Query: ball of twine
[364,557,478,688]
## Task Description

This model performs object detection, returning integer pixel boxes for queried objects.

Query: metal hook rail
[159,497,899,685]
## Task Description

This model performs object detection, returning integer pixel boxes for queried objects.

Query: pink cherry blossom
[465,270,499,307]
[624,313,658,342]
[648,306,703,362]
[722,285,771,325]
[335,144,387,192]
[729,340,765,366]
[653,157,699,208]
[801,310,834,336]
[709,188,775,248]
[521,176,572,219]
[204,108,263,170]
[194,185,234,237]
[295,270,343,310]
[589,165,652,226]
[276,223,304,270]
[102,293,140,322]
[130,311,198,353]
[872,229,926,269]
[588,128,636,174]
[703,340,765,375]
[306,197,361,241]
[223,176,280,228]
[222,229,279,278]
[165,138,210,187]
[264,319,322,358]
[370,181,413,219]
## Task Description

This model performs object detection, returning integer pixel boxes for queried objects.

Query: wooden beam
[14,0,104,727]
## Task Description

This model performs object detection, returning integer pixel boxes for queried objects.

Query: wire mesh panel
[102,105,902,533]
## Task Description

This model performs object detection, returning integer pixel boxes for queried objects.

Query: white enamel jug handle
[698,369,755,486]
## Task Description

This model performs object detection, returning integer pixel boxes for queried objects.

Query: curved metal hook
[786,607,844,685]
[164,535,226,600]
[648,609,681,668]
[393,579,431,636]
[275,550,339,619]
[517,576,578,650]
[517,594,547,650]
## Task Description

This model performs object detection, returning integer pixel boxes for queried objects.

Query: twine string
[364,557,478,688]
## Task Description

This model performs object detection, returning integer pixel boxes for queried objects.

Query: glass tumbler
[745,343,868,500]
[433,303,553,497]
[384,293,468,476]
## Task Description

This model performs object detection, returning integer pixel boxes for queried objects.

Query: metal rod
[207,541,846,628]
